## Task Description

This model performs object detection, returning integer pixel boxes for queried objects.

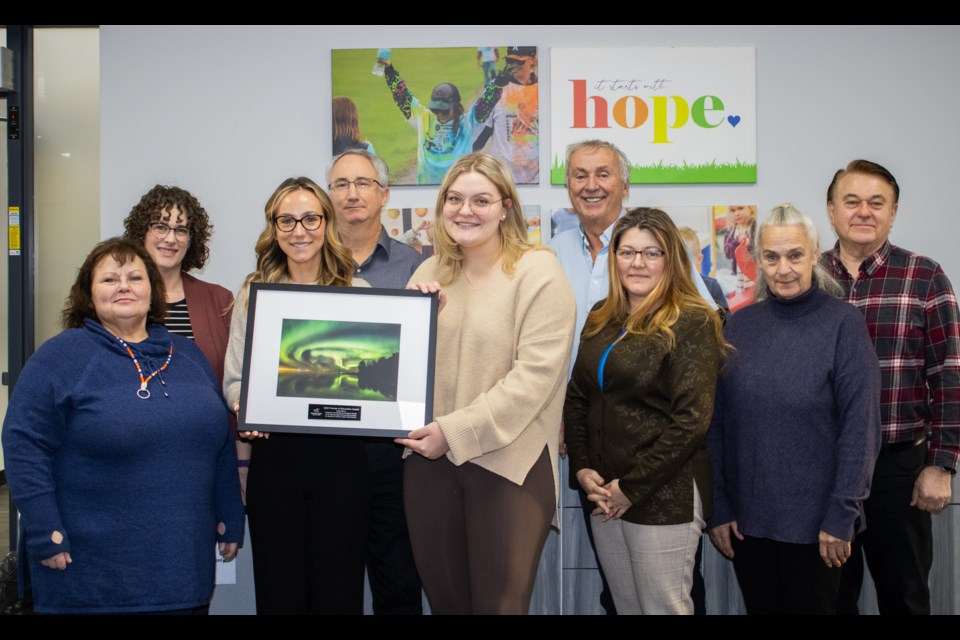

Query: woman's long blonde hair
[240,177,353,306]
[583,208,726,353]
[430,152,539,284]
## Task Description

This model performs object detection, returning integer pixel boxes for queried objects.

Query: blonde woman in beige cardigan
[400,153,576,614]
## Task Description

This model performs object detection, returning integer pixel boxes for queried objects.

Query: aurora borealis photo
[277,319,402,402]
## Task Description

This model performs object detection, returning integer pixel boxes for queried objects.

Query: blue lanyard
[597,328,628,388]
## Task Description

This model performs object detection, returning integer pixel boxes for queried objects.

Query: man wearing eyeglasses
[326,148,426,614]
[473,46,540,184]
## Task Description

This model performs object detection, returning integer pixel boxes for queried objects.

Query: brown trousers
[404,447,554,614]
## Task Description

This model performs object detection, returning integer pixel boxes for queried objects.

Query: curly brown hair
[62,237,167,329]
[123,185,213,272]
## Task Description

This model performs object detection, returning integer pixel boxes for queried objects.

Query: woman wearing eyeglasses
[563,208,728,614]
[123,186,233,387]
[401,153,576,613]
[222,177,375,614]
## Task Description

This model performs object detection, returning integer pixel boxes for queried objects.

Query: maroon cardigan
[182,272,233,387]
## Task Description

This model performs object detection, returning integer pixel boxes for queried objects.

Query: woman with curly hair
[123,185,233,386]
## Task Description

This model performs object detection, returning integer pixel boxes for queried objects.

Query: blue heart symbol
[727,115,741,127]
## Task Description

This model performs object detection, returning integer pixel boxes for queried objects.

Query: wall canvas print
[523,205,542,246]
[333,46,540,185]
[382,205,541,254]
[382,207,435,255]
[711,204,758,313]
[550,47,756,185]
[276,319,402,403]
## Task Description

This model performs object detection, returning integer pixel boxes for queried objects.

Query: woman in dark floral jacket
[565,208,727,615]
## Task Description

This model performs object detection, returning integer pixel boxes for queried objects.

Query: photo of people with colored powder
[332,46,540,185]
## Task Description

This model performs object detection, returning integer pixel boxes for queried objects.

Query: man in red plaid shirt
[822,159,959,615]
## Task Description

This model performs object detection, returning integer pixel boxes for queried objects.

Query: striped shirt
[822,241,960,470]
[164,298,195,341]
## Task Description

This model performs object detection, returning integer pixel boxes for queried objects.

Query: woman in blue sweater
[706,204,881,614]
[2,238,244,614]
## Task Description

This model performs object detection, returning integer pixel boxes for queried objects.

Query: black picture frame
[238,282,437,437]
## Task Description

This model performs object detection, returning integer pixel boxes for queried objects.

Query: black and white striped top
[164,298,195,340]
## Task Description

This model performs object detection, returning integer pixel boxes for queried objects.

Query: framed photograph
[238,283,438,437]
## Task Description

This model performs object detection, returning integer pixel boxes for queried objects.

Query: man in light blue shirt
[550,140,711,616]
[550,141,631,370]
[550,139,631,615]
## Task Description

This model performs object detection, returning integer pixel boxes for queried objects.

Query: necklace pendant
[137,381,150,400]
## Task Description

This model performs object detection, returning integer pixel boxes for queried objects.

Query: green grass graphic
[551,158,756,185]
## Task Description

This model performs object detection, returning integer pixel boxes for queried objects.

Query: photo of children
[712,205,758,312]
[382,205,541,256]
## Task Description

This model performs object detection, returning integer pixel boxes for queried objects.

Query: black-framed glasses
[443,191,503,214]
[328,177,383,193]
[273,214,325,232]
[148,221,191,241]
[616,247,665,262]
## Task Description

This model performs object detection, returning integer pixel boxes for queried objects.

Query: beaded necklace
[115,335,173,399]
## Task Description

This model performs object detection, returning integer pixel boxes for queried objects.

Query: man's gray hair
[327,149,390,187]
[564,139,630,185]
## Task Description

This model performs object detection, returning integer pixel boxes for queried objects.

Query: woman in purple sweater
[706,204,881,615]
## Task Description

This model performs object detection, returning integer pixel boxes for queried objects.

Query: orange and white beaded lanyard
[116,336,173,399]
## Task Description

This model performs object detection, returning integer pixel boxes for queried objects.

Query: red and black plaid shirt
[822,241,960,470]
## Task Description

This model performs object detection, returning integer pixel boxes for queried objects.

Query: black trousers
[732,535,842,615]
[837,440,932,615]
[246,434,370,615]
[246,435,422,615]
[363,439,423,614]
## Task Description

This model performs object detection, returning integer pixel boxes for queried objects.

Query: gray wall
[100,25,960,615]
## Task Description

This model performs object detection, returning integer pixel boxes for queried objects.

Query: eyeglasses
[149,221,191,241]
[443,191,503,214]
[616,247,665,262]
[273,214,325,232]
[329,177,383,193]
[430,108,452,117]
[505,57,529,66]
